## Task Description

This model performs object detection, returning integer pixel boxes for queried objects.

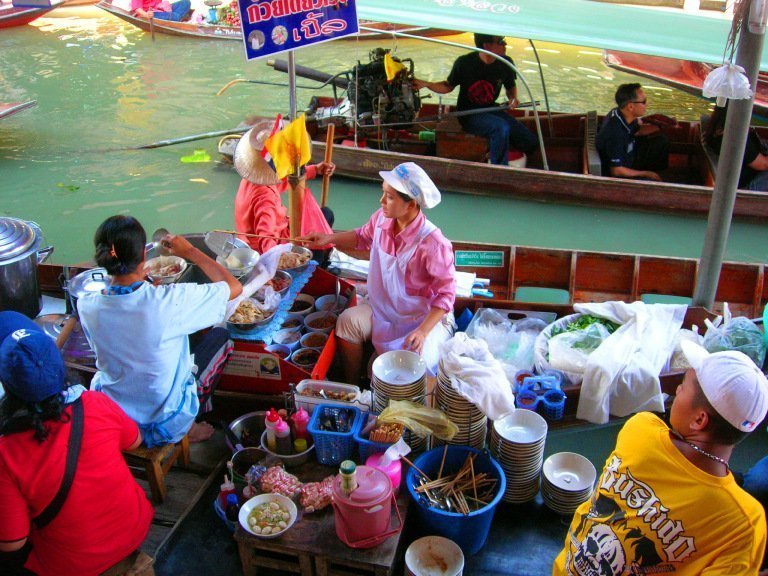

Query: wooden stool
[122,435,190,503]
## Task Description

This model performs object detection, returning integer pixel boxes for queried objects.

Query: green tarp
[356,0,768,69]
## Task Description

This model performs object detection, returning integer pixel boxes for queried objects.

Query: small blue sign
[237,0,358,60]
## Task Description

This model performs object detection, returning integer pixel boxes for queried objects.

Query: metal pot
[66,267,111,316]
[0,218,54,318]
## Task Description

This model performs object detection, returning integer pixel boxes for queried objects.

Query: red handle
[332,493,402,549]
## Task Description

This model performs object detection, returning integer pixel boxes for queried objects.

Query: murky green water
[1,7,765,265]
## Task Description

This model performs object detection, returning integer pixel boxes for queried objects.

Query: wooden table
[234,460,409,576]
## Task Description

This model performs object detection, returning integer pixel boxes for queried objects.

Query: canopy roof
[356,0,767,69]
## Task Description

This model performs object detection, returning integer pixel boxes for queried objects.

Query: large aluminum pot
[0,218,54,318]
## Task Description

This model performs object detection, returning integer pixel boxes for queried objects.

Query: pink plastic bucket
[331,465,402,548]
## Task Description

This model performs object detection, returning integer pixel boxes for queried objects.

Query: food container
[0,217,54,318]
[405,536,464,576]
[66,267,111,316]
[288,293,315,316]
[300,331,328,351]
[294,379,362,414]
[304,311,337,334]
[217,246,260,278]
[277,245,313,275]
[227,411,267,451]
[315,294,349,313]
[259,430,314,468]
[289,348,321,371]
[144,255,188,284]
[227,297,278,332]
[308,404,362,466]
[239,493,298,538]
[263,343,291,360]
[273,328,301,352]
[255,270,293,299]
[279,312,304,332]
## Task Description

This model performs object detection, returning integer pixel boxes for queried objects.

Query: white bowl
[144,255,188,284]
[315,294,349,313]
[280,313,305,332]
[372,350,426,385]
[238,493,298,538]
[288,293,315,316]
[542,452,596,492]
[405,536,464,576]
[273,328,302,352]
[217,247,259,277]
[300,331,329,350]
[493,410,548,444]
[304,311,337,334]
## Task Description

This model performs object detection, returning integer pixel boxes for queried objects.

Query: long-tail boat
[0,0,64,28]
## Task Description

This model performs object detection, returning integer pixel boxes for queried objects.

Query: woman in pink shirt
[301,162,456,383]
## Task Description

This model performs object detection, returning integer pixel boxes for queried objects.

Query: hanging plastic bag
[378,400,458,441]
[548,322,613,374]
[668,327,704,371]
[702,303,766,367]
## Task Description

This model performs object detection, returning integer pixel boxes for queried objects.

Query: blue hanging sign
[237,0,359,60]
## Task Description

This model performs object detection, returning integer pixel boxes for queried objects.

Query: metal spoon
[320,277,341,322]
[151,227,171,256]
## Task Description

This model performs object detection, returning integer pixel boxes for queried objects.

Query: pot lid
[0,218,38,262]
[334,465,391,504]
[68,268,111,298]
[34,314,95,362]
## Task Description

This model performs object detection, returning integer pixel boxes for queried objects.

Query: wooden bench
[583,110,601,176]
[122,435,190,503]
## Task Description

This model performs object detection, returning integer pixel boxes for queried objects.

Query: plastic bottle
[274,418,293,455]
[339,460,358,495]
[293,438,308,454]
[290,407,310,440]
[218,473,236,508]
[225,493,240,522]
[365,438,410,495]
[265,408,280,453]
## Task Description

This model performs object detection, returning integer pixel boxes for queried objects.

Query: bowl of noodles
[144,256,188,284]
[277,246,312,275]
[227,297,279,331]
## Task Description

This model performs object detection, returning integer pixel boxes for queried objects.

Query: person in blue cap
[0,311,153,576]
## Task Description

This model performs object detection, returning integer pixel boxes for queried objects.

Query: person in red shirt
[130,0,191,21]
[0,311,154,576]
[233,118,335,255]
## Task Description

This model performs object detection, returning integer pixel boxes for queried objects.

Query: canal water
[2,6,766,265]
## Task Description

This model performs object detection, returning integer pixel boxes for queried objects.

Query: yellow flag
[264,113,311,179]
[384,52,406,82]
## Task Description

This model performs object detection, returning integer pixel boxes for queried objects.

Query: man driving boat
[413,33,538,166]
[300,162,455,384]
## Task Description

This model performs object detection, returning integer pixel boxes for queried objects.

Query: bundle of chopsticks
[406,447,497,516]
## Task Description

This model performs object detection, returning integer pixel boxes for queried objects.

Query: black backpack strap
[33,397,84,530]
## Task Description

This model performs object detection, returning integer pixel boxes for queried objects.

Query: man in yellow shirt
[553,341,768,575]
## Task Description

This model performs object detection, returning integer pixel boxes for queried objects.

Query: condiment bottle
[339,460,358,495]
[365,453,402,496]
[290,407,310,440]
[225,493,240,522]
[218,473,236,508]
[293,438,308,454]
[265,408,280,452]
[274,419,292,455]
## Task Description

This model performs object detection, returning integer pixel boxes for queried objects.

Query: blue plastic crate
[308,404,362,466]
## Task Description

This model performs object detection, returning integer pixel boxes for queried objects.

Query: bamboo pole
[288,175,305,240]
[320,124,335,208]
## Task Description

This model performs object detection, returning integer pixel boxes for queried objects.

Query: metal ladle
[150,227,171,256]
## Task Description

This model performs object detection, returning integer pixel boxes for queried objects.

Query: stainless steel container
[0,218,54,318]
[66,267,111,316]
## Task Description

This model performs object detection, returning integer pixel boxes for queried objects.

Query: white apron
[368,212,438,356]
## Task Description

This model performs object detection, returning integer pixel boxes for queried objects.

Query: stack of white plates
[489,410,548,504]
[433,360,487,449]
[541,452,596,516]
[371,350,429,452]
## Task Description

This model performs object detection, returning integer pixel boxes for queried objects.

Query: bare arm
[127,430,142,451]
[163,234,243,301]
[748,153,768,171]
[609,166,661,181]
[298,229,358,250]
[505,86,519,109]
[413,79,455,94]
[403,307,447,355]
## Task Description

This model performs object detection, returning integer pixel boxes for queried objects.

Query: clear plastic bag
[548,322,612,374]
[378,400,458,441]
[703,304,766,367]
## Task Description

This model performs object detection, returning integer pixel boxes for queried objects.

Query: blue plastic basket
[308,404,362,466]
[354,421,402,462]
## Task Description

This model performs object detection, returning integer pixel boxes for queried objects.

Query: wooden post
[320,124,335,208]
[288,174,306,239]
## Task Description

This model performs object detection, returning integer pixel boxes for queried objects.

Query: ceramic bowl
[279,313,305,332]
[272,328,302,352]
[300,331,329,350]
[264,343,291,360]
[372,350,427,385]
[288,293,315,316]
[315,294,349,313]
[542,452,596,492]
[290,347,321,371]
[303,311,338,334]
[144,255,188,284]
[405,536,464,576]
[492,410,548,444]
[239,493,298,538]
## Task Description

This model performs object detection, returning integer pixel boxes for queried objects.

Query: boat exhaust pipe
[267,59,350,90]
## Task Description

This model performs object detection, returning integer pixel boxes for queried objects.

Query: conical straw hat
[233,117,313,185]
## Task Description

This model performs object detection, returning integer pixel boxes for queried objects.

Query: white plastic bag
[548,322,612,374]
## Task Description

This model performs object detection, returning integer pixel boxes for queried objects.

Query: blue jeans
[747,171,768,192]
[460,110,538,165]
[743,456,768,568]
[152,0,191,21]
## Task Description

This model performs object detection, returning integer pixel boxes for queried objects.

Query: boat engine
[310,48,420,132]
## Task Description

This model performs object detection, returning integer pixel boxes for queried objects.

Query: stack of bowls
[371,350,429,452]
[541,452,596,516]
[433,359,487,449]
[489,410,548,504]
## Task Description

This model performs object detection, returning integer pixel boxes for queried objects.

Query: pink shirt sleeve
[409,230,456,312]
[354,209,381,252]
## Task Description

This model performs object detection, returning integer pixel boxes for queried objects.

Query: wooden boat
[0,0,64,28]
[219,99,768,222]
[0,100,36,120]
[604,49,768,118]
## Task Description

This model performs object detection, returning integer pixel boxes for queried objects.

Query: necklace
[670,430,729,471]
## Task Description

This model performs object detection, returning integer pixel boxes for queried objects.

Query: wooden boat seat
[434,114,488,162]
[583,110,601,176]
[122,434,190,503]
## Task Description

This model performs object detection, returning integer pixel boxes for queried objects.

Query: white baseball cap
[379,162,441,209]
[681,340,768,432]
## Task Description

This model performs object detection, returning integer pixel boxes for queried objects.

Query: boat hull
[0,100,37,120]
[0,3,59,28]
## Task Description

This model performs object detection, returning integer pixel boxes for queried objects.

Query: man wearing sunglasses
[596,83,669,181]
[413,33,538,166]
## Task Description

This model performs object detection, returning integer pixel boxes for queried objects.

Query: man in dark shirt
[413,33,538,165]
[706,104,768,191]
[596,83,669,181]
